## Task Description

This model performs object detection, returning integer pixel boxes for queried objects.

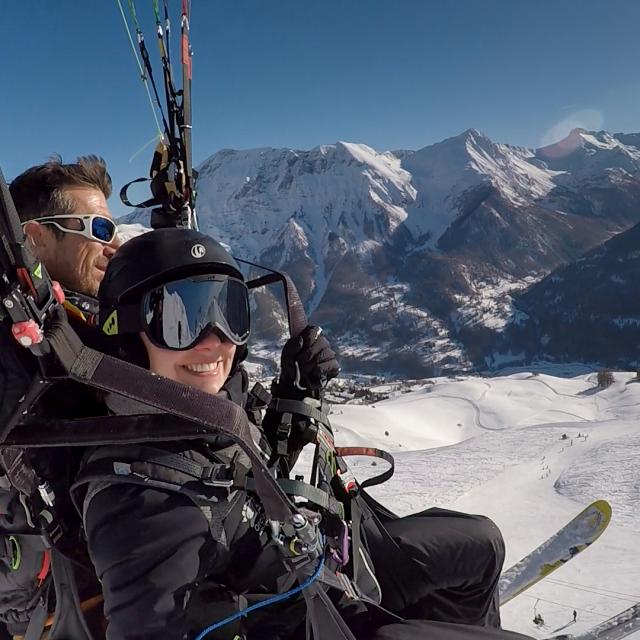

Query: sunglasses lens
[91,217,116,242]
[142,276,250,350]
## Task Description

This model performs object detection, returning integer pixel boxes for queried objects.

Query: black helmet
[100,228,243,304]
[99,228,250,352]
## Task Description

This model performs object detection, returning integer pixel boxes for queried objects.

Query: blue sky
[2,0,639,216]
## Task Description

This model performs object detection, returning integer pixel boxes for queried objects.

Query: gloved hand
[279,325,340,394]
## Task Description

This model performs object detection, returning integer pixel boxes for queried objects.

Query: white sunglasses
[27,214,118,245]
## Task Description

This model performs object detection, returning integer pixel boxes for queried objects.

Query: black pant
[359,505,534,639]
[367,507,504,626]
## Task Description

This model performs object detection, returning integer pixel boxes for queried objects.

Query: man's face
[25,187,120,297]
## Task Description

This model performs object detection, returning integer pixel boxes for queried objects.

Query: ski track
[350,424,585,510]
[555,433,640,533]
[419,393,501,431]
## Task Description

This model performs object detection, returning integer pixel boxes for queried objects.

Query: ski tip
[591,499,612,519]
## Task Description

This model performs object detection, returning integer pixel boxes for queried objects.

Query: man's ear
[23,221,51,258]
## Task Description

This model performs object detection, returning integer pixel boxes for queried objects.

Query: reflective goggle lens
[90,216,117,242]
[142,275,250,350]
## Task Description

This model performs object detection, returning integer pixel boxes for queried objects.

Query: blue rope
[193,546,326,640]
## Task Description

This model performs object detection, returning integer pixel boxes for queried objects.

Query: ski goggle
[139,274,250,350]
[29,214,118,244]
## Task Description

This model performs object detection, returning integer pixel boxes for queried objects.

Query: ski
[550,602,640,639]
[499,500,612,605]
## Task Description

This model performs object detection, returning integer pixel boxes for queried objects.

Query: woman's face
[141,331,237,395]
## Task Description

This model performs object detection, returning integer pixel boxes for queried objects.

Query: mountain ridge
[123,127,640,375]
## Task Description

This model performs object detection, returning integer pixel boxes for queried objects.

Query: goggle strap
[101,303,141,336]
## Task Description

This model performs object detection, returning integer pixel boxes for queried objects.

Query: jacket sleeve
[84,482,228,640]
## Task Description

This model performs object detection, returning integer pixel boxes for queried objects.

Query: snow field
[319,369,640,638]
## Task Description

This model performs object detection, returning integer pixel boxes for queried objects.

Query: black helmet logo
[191,244,206,259]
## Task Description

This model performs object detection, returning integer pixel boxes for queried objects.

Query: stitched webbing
[246,477,344,518]
[269,398,330,426]
[66,345,293,523]
[335,447,395,490]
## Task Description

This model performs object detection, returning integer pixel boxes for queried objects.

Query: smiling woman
[97,227,250,392]
[72,227,263,639]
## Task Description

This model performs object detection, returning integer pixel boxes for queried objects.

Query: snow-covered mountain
[123,128,640,376]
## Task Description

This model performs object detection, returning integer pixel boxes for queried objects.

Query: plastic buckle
[276,421,291,456]
[335,469,358,497]
[11,320,44,348]
[200,464,234,488]
[39,510,63,549]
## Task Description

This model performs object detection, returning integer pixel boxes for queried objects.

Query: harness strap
[335,447,395,491]
[249,382,271,406]
[23,591,48,640]
[72,460,235,501]
[47,549,95,640]
[310,422,338,504]
[245,382,272,430]
[301,582,358,640]
[351,493,364,590]
[246,477,344,519]
[4,414,234,448]
[269,398,330,427]
[84,443,243,486]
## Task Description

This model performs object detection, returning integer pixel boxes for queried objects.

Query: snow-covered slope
[402,129,560,244]
[538,129,640,179]
[302,369,640,638]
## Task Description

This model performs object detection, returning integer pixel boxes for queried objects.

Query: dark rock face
[500,221,640,369]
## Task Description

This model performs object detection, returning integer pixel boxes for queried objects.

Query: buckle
[277,422,292,440]
[276,421,292,456]
[200,464,234,488]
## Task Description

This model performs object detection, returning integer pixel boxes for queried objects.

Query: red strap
[37,549,51,585]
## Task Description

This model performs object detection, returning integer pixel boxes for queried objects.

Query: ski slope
[307,369,640,639]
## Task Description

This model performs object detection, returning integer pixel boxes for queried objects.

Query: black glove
[279,325,340,394]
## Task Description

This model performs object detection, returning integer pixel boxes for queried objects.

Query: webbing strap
[335,447,395,490]
[269,398,330,426]
[301,582,358,640]
[246,477,344,518]
[50,343,294,523]
[86,444,228,481]
[119,177,157,209]
[351,495,364,589]
[4,414,224,448]
[23,594,48,640]
[73,459,235,499]
[48,549,94,640]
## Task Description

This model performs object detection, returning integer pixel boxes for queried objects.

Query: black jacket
[76,368,296,640]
